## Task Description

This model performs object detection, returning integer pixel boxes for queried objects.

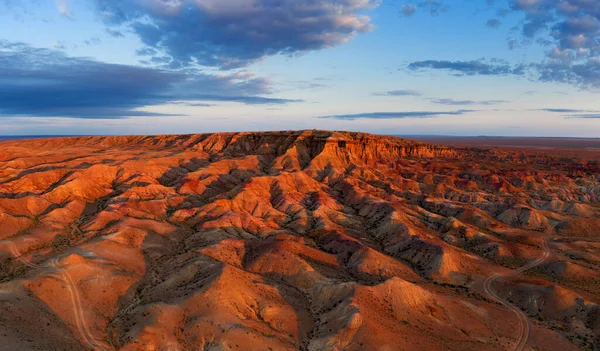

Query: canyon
[0,130,598,350]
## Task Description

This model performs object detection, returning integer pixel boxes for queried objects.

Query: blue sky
[0,0,599,137]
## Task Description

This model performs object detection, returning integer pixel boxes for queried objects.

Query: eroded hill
[0,130,598,350]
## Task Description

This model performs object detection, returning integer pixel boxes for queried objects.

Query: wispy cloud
[409,57,600,89]
[538,108,600,119]
[170,102,215,107]
[318,110,476,120]
[106,29,124,38]
[537,108,600,113]
[53,41,66,50]
[372,90,423,97]
[55,0,71,18]
[401,5,416,17]
[430,98,508,106]
[84,37,102,46]
[566,114,600,119]
[408,59,526,76]
[486,19,501,28]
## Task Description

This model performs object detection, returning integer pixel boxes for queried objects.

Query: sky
[0,0,599,137]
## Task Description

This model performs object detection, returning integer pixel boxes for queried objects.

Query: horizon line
[1,133,600,140]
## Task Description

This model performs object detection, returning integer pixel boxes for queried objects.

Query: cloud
[538,108,600,118]
[536,58,600,88]
[409,1,600,88]
[0,41,301,119]
[417,0,449,16]
[507,0,600,50]
[506,1,600,86]
[401,5,417,17]
[53,41,66,50]
[373,89,423,96]
[538,108,600,113]
[84,37,102,46]
[171,102,215,107]
[430,98,507,105]
[537,108,600,119]
[106,29,124,38]
[318,110,476,120]
[281,79,332,91]
[93,0,380,69]
[566,114,600,119]
[372,91,508,106]
[408,56,600,89]
[55,0,71,18]
[486,19,502,28]
[408,59,526,76]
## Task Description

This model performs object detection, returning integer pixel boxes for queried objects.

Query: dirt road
[483,237,552,351]
[2,240,112,350]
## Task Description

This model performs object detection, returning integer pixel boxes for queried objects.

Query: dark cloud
[401,4,417,17]
[496,7,512,17]
[136,47,158,56]
[184,95,302,105]
[53,41,66,50]
[93,0,379,69]
[410,1,600,88]
[508,1,600,48]
[508,1,600,85]
[398,1,448,17]
[538,108,599,113]
[84,37,102,46]
[318,110,476,120]
[538,108,600,119]
[536,58,600,88]
[417,0,449,16]
[486,18,502,28]
[430,98,507,105]
[373,90,423,96]
[408,59,526,76]
[0,41,300,119]
[106,28,125,38]
[536,37,554,46]
[408,56,600,88]
[173,102,214,107]
[566,113,600,119]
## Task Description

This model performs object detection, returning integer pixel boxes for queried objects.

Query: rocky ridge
[0,130,598,350]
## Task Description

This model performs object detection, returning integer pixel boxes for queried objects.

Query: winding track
[48,258,113,351]
[2,232,595,351]
[3,241,37,269]
[2,240,111,350]
[483,238,552,351]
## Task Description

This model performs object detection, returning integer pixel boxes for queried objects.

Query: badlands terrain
[0,130,599,351]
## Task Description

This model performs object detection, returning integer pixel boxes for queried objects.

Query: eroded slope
[0,130,598,350]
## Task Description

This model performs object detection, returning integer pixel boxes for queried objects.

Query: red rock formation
[0,130,598,350]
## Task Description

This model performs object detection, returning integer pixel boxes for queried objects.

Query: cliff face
[5,130,456,161]
[0,130,597,351]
